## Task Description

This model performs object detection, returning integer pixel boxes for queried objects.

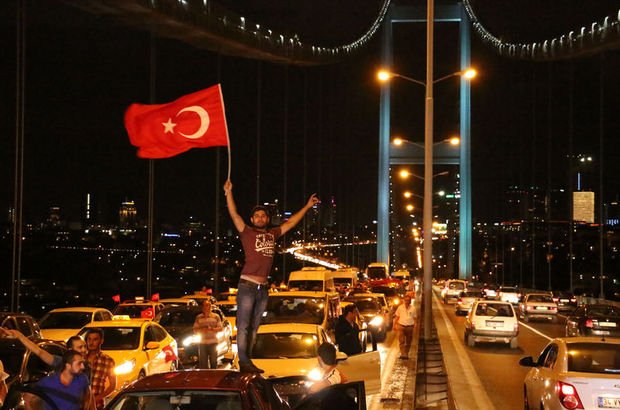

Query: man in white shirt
[393,295,416,359]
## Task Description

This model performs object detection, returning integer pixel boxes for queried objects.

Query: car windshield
[108,390,243,410]
[39,312,92,329]
[367,267,386,280]
[567,343,620,374]
[80,327,141,350]
[157,310,199,327]
[332,278,352,286]
[448,282,465,290]
[475,303,513,317]
[253,332,318,359]
[217,305,238,317]
[114,305,153,318]
[588,305,620,317]
[527,295,553,303]
[346,298,380,312]
[262,296,324,325]
[288,280,324,292]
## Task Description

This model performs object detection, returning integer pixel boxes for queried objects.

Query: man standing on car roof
[224,179,319,373]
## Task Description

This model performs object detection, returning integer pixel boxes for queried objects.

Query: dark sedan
[565,304,620,337]
[551,290,578,312]
[0,336,66,388]
[102,370,367,410]
[154,305,233,367]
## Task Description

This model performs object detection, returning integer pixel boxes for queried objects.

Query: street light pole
[423,0,434,340]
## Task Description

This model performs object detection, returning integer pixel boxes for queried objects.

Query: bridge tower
[377,2,472,280]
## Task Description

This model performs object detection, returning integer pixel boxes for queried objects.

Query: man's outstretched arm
[280,194,319,235]
[223,180,246,233]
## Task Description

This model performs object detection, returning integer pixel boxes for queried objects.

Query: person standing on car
[335,304,363,356]
[223,179,319,373]
[393,295,416,359]
[193,300,223,369]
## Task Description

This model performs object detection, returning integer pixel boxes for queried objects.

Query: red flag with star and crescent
[124,84,229,159]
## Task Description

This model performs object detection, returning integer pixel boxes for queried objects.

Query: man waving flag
[124,84,229,159]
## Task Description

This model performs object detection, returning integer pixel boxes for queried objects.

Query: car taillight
[585,319,593,328]
[570,298,577,302]
[553,297,559,303]
[550,307,557,311]
[457,299,462,304]
[557,381,584,409]
[517,293,522,298]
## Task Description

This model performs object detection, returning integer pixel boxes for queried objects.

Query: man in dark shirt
[335,304,363,356]
[224,179,319,373]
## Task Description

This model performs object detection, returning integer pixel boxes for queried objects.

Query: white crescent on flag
[176,105,210,139]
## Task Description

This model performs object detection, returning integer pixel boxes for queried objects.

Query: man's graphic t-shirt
[240,227,281,283]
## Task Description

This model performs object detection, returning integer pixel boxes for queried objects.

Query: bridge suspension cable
[62,0,392,65]
[462,0,620,61]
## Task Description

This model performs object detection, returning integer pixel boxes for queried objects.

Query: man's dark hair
[67,335,84,349]
[317,342,337,366]
[85,328,104,338]
[62,350,81,368]
[250,205,270,219]
[343,304,357,316]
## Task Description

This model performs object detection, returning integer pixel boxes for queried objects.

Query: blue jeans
[236,281,269,364]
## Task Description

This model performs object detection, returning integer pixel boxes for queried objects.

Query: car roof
[474,300,513,305]
[345,293,386,299]
[82,319,150,328]
[47,307,109,313]
[257,323,320,334]
[121,370,259,391]
[269,291,338,297]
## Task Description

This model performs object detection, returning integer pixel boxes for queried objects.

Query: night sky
[1,0,619,229]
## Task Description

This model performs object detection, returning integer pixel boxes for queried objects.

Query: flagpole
[146,32,157,300]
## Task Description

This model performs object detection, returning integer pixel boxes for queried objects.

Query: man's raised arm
[280,194,319,235]
[0,328,55,366]
[223,180,246,233]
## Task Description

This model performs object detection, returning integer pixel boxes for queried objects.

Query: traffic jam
[436,279,620,410]
[0,263,414,410]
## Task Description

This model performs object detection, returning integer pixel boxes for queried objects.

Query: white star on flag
[162,118,176,134]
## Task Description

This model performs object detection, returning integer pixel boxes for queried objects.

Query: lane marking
[518,321,553,341]
[434,293,495,410]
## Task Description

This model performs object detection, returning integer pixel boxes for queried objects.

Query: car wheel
[523,387,530,410]
[467,333,475,347]
[510,337,518,349]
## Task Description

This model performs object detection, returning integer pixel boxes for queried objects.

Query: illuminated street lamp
[392,136,460,149]
[406,204,414,212]
[377,62,476,340]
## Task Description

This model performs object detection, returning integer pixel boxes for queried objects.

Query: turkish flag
[124,84,229,158]
[162,345,179,363]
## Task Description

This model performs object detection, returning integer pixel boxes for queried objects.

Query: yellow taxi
[39,307,113,342]
[236,323,381,395]
[158,298,198,308]
[112,297,164,320]
[78,317,178,395]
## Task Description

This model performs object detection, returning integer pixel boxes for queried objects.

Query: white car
[455,290,484,316]
[243,323,381,395]
[520,337,620,410]
[441,279,467,304]
[498,286,521,304]
[39,307,113,342]
[519,293,558,323]
[464,301,519,348]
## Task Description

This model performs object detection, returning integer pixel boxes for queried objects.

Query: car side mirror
[336,351,348,362]
[145,341,160,350]
[518,356,537,367]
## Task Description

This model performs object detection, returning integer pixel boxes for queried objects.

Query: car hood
[40,329,76,342]
[252,357,317,379]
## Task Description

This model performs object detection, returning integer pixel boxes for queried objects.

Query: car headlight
[183,335,201,347]
[114,359,136,375]
[369,316,384,327]
[308,368,322,381]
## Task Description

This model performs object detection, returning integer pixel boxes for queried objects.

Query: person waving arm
[223,180,246,233]
[280,194,319,235]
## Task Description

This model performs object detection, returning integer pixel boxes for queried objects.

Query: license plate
[485,320,503,328]
[598,397,620,408]
[599,322,617,328]
[535,306,548,310]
